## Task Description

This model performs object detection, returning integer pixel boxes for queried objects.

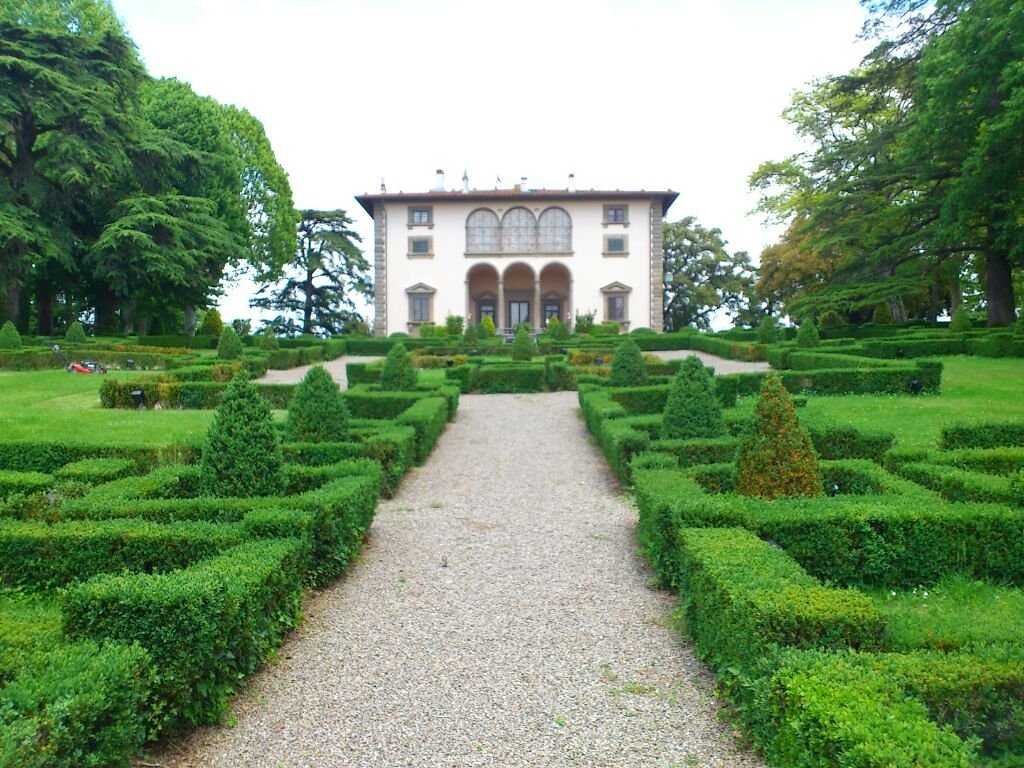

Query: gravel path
[653,349,771,374]
[150,391,765,768]
[257,355,382,388]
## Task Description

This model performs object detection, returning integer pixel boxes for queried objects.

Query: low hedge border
[63,538,307,736]
[941,421,1024,450]
[99,378,295,409]
[52,457,137,483]
[896,462,1022,506]
[0,470,53,499]
[0,439,201,473]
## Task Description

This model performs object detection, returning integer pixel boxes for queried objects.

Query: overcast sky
[111,0,873,323]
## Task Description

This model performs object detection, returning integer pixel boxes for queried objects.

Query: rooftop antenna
[462,170,470,193]
[380,178,386,193]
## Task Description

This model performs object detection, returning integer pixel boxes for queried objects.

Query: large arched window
[501,207,537,253]
[466,208,500,253]
[538,207,572,252]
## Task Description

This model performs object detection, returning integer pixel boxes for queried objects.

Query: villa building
[356,171,677,337]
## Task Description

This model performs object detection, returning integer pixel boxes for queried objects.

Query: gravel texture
[257,355,381,388]
[150,389,767,768]
[653,349,771,374]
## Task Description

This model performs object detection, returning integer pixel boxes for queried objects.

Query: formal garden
[0,314,1023,765]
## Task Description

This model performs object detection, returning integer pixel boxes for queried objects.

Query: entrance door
[509,301,529,327]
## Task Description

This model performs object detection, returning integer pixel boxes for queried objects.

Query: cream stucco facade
[356,181,676,337]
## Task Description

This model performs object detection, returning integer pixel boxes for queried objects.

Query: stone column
[497,279,506,332]
[650,200,665,332]
[465,278,471,326]
[533,279,541,331]
[372,206,388,336]
[567,277,574,333]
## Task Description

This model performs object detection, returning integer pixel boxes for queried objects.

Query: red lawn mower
[53,345,107,374]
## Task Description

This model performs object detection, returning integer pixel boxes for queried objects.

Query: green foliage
[660,356,726,440]
[216,326,243,360]
[949,308,972,333]
[474,364,546,394]
[444,314,463,336]
[1015,313,1024,338]
[286,365,349,443]
[756,315,777,345]
[872,302,893,324]
[199,374,283,497]
[795,317,820,348]
[463,322,478,344]
[53,457,135,483]
[63,320,87,344]
[257,329,279,350]
[0,320,22,350]
[546,316,569,340]
[198,308,223,336]
[511,327,533,361]
[609,338,646,387]
[574,310,595,334]
[819,309,844,328]
[380,342,418,391]
[941,421,1024,450]
[736,374,823,499]
[480,315,495,338]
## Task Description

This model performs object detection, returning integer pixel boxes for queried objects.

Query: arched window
[466,208,500,253]
[501,207,537,252]
[538,207,572,252]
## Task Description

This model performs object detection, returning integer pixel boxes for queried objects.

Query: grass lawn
[734,356,1024,450]
[0,370,214,447]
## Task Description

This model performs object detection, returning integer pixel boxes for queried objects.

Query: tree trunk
[137,315,148,336]
[36,287,55,337]
[985,249,1016,327]
[94,290,119,335]
[184,305,197,336]
[303,270,314,334]
[3,284,21,327]
[949,275,962,314]
[122,303,135,335]
[888,299,907,323]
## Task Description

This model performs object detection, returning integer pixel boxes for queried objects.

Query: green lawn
[735,356,1024,450]
[0,370,214,447]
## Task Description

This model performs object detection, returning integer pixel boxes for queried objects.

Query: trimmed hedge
[896,462,1022,506]
[0,641,153,768]
[99,378,294,409]
[52,457,137,483]
[396,397,450,463]
[0,470,53,499]
[64,538,307,735]
[0,440,200,474]
[474,364,546,393]
[941,421,1024,450]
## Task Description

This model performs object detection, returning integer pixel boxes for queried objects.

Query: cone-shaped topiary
[872,303,893,324]
[757,316,778,345]
[948,308,971,333]
[258,330,279,351]
[286,365,349,442]
[445,315,464,336]
[660,355,726,440]
[0,320,22,350]
[463,322,479,345]
[481,315,496,338]
[199,308,223,336]
[819,310,844,329]
[609,338,647,386]
[64,320,87,344]
[217,326,243,359]
[201,373,283,497]
[380,342,418,390]
[795,318,820,348]
[735,374,823,500]
[511,326,533,361]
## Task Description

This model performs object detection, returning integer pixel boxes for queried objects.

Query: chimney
[380,178,386,193]
[568,173,576,193]
[462,170,469,193]
[520,175,528,191]
[433,169,445,192]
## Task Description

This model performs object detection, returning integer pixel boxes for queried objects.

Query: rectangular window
[604,235,628,255]
[408,206,433,226]
[509,301,530,326]
[408,236,432,257]
[607,295,626,322]
[479,304,495,319]
[603,205,628,225]
[544,303,560,323]
[411,295,430,322]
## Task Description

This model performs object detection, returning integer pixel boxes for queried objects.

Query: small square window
[603,205,628,225]
[607,295,626,322]
[408,236,432,256]
[409,206,433,226]
[604,235,628,255]
[412,295,430,322]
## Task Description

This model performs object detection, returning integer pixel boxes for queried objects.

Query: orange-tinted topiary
[735,374,823,500]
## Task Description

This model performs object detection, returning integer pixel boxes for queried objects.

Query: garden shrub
[736,374,823,499]
[511,327,533,361]
[574,310,595,334]
[198,308,223,336]
[756,316,777,345]
[257,329,279,351]
[216,326,243,360]
[948,307,971,333]
[819,309,844,328]
[463,322,479,344]
[0,320,22,350]
[396,397,449,462]
[200,374,283,497]
[286,365,349,443]
[941,421,1024,450]
[660,356,726,440]
[474,364,546,394]
[445,314,463,336]
[872,302,893,324]
[53,457,136,484]
[63,320,87,344]
[480,315,496,338]
[795,318,820,348]
[609,338,646,387]
[0,641,153,768]
[547,316,569,341]
[380,342,418,391]
[64,538,306,735]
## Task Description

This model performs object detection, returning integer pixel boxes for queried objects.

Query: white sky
[111,0,873,324]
